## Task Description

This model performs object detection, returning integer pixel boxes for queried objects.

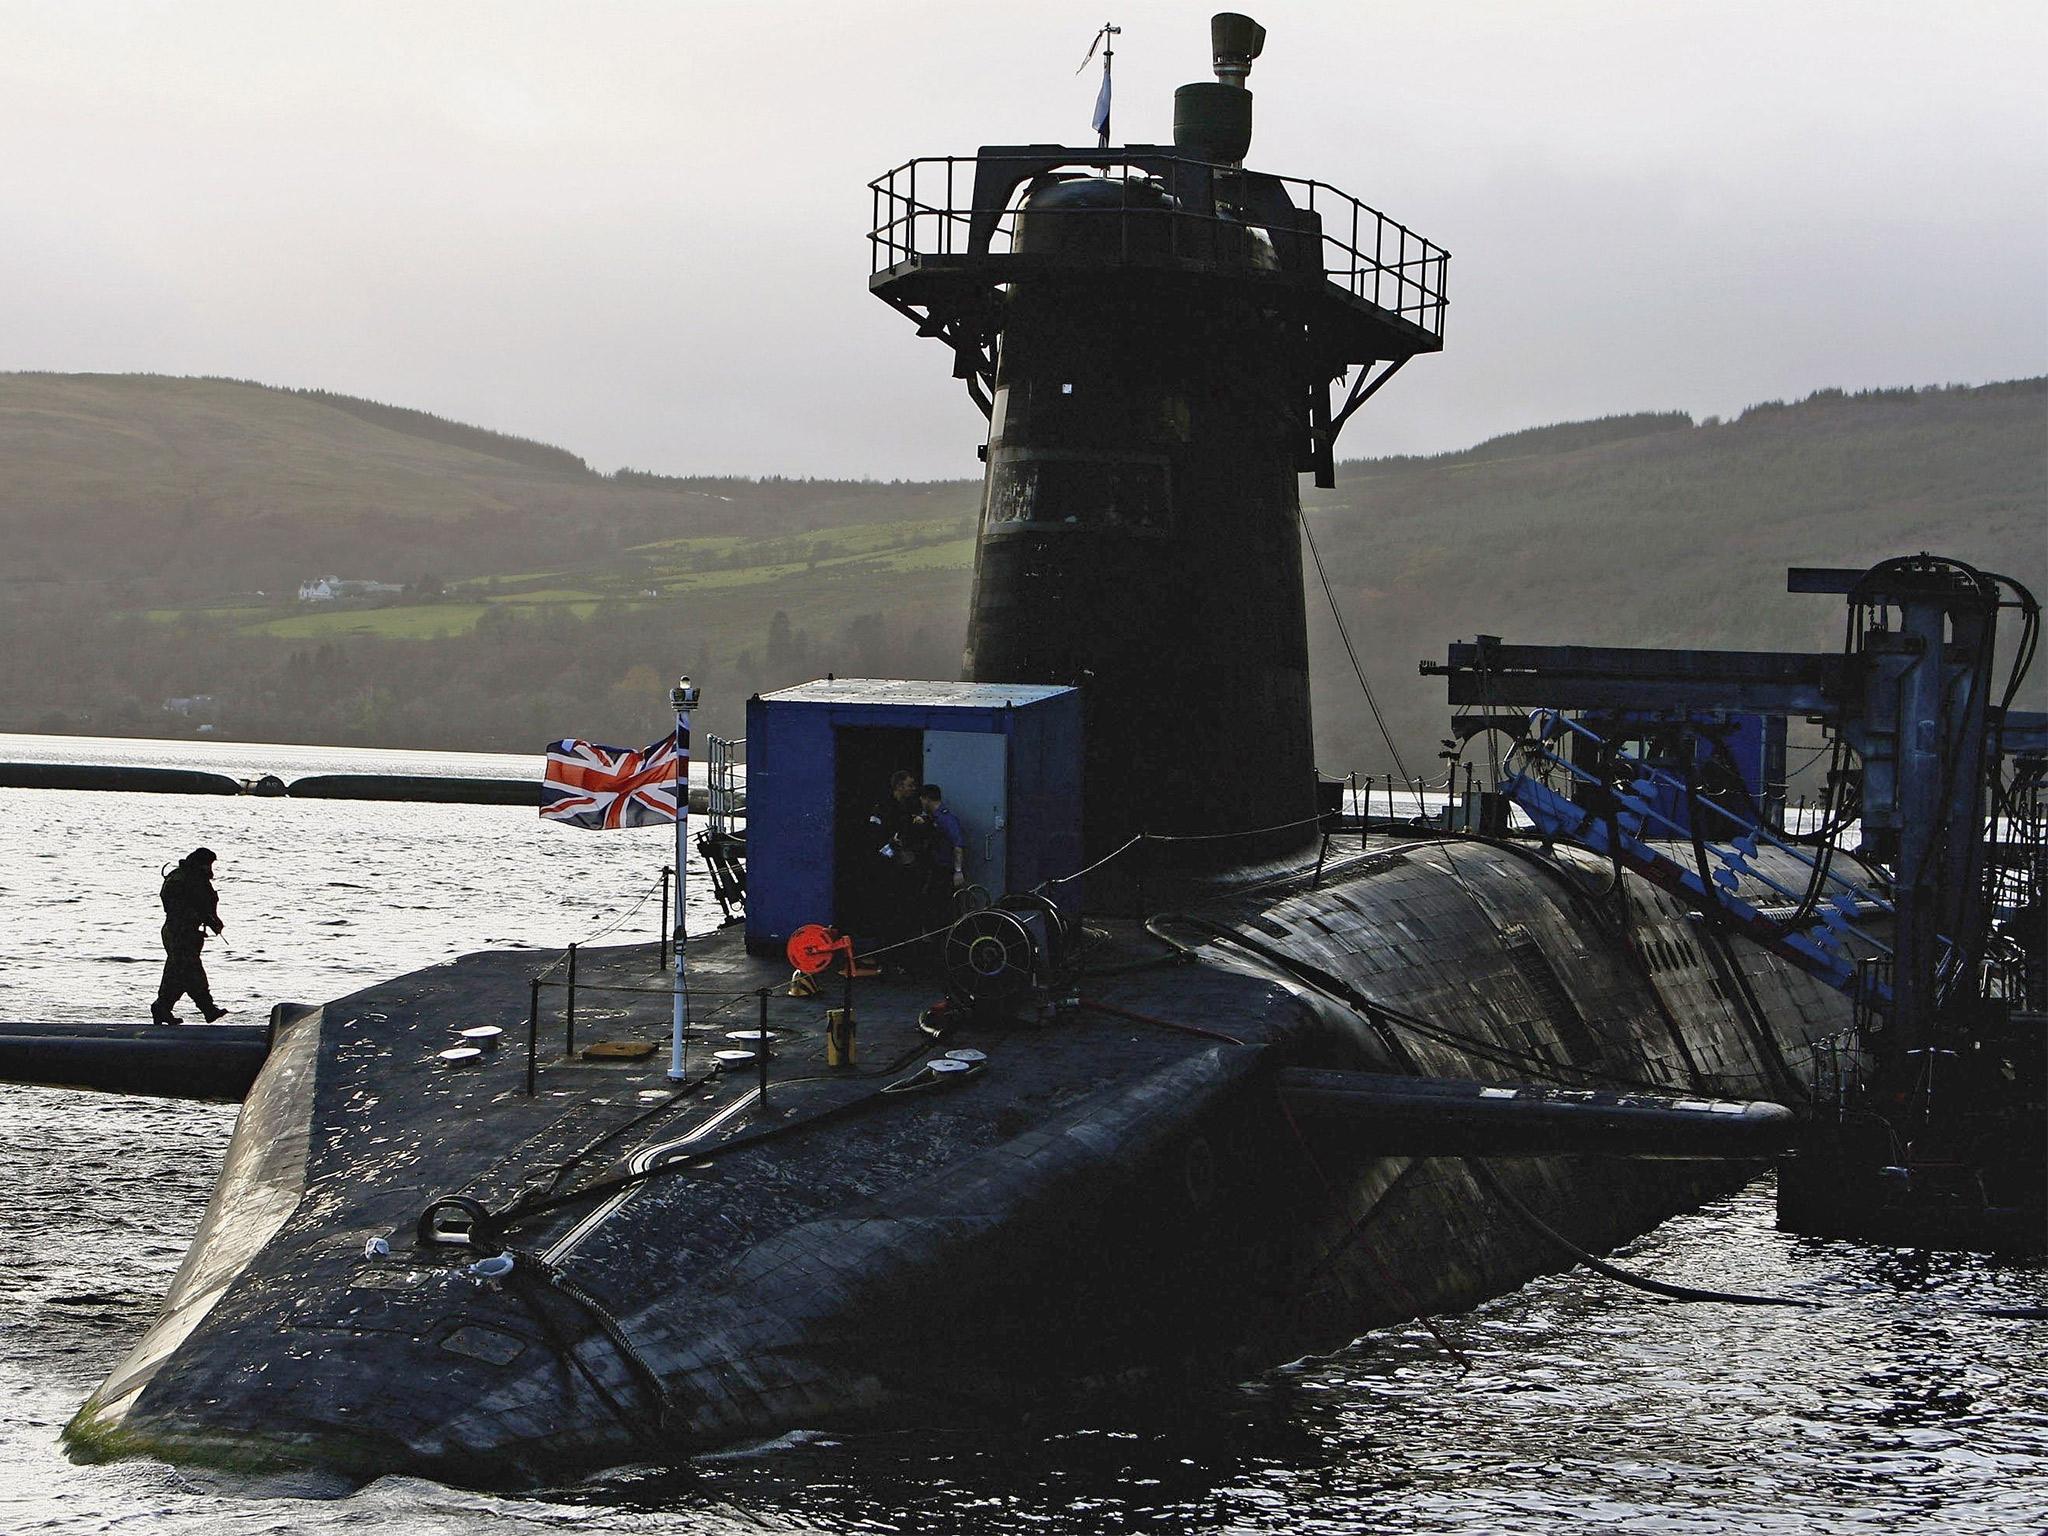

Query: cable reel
[942,892,1076,1013]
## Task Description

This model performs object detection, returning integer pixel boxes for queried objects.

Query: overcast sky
[3,1,2042,480]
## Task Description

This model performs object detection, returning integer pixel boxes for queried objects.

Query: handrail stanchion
[757,987,771,1105]
[525,976,540,1097]
[1350,197,1360,298]
[565,942,578,1058]
[667,677,700,1083]
[1135,823,1149,914]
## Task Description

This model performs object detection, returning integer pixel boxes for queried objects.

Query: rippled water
[1,737,2042,1534]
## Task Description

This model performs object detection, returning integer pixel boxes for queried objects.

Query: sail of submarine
[63,14,1862,1488]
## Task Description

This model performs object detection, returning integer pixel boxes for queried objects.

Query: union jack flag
[540,729,687,829]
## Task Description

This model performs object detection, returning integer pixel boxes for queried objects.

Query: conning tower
[872,13,1447,904]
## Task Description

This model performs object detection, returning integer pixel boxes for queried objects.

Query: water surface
[0,736,2040,1534]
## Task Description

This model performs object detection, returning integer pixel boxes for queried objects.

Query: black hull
[67,838,1861,1486]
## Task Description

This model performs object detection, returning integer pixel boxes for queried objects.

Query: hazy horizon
[12,367,2039,487]
[4,1,2043,481]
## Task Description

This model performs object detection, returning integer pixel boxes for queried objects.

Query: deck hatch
[441,1325,527,1367]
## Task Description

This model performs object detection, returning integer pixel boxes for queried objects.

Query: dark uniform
[865,774,924,949]
[154,848,225,1024]
[914,788,966,934]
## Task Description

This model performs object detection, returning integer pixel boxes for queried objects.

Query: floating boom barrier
[0,762,724,813]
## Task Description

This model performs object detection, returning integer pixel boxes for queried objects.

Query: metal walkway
[1505,710,1912,1003]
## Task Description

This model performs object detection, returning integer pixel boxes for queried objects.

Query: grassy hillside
[0,372,2039,765]
[0,373,980,747]
[1302,379,2047,779]
[0,373,971,594]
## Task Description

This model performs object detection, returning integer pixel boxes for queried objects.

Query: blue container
[744,679,1083,954]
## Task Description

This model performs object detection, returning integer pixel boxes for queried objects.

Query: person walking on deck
[153,847,226,1024]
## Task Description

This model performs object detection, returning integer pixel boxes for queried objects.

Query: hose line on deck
[502,1250,677,1458]
[1077,997,1247,1046]
[485,1013,959,1235]
[537,1068,718,1200]
[1149,912,1783,1099]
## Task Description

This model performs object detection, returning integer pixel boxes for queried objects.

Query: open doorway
[833,725,923,948]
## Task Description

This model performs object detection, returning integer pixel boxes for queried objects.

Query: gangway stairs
[697,734,747,924]
[1503,710,1918,1008]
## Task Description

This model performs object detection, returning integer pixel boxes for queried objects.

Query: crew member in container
[152,847,227,1024]
[866,769,924,949]
[915,782,966,932]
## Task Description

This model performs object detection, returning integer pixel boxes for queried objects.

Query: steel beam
[1423,639,1845,716]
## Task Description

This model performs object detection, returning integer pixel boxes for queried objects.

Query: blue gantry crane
[1427,555,2045,1250]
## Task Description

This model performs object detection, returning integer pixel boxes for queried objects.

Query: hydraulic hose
[1464,1158,1817,1309]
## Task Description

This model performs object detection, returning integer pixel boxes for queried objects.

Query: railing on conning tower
[868,152,1448,343]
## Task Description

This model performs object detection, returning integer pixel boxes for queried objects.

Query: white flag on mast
[1079,22,1118,146]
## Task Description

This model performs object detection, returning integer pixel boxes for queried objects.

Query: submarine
[58,13,2032,1489]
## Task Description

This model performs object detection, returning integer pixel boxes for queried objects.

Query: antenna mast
[1079,21,1120,150]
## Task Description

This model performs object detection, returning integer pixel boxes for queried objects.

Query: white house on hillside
[298,576,405,602]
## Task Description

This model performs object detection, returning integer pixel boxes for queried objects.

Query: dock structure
[1428,556,2046,1251]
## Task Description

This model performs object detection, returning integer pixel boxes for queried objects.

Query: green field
[477,588,607,605]
[132,511,979,643]
[251,603,495,639]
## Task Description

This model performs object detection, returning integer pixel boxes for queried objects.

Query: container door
[923,730,1008,897]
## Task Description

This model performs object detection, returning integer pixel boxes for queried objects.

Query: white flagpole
[1080,21,1119,151]
[1097,24,1116,151]
[668,675,699,1081]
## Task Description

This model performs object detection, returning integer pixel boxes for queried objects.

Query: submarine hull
[69,839,1858,1485]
